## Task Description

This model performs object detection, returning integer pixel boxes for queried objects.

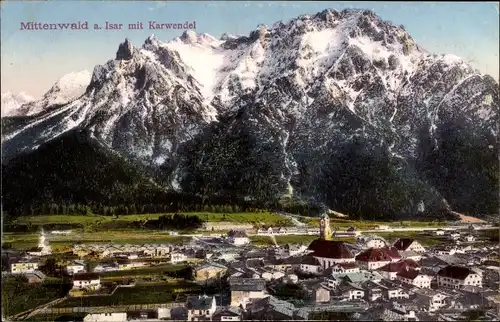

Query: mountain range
[2,9,498,220]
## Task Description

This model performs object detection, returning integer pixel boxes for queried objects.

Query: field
[374,231,447,246]
[53,281,200,308]
[2,276,73,317]
[2,231,190,252]
[10,212,289,227]
[249,235,356,246]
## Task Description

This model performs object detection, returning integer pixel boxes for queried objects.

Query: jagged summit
[2,8,498,219]
[116,38,135,60]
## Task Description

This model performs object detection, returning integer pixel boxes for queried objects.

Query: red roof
[382,246,402,259]
[438,265,475,280]
[308,239,354,259]
[378,259,420,273]
[355,248,392,262]
[301,255,320,266]
[393,238,415,251]
[396,268,420,280]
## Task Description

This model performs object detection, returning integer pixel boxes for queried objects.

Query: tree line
[5,202,272,218]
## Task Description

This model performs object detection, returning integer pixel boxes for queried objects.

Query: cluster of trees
[5,202,269,218]
[139,214,204,230]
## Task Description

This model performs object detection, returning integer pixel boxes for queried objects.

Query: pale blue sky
[1,1,498,98]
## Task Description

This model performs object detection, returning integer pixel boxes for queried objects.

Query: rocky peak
[116,38,135,60]
[180,30,198,44]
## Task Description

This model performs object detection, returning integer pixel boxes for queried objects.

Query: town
[2,213,499,322]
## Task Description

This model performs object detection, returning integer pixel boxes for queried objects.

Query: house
[170,252,187,264]
[186,295,217,321]
[356,235,388,249]
[256,226,287,236]
[393,238,426,253]
[229,277,267,308]
[126,310,159,320]
[382,246,403,262]
[66,260,86,275]
[341,271,384,284]
[450,232,461,240]
[338,282,365,300]
[194,262,228,283]
[26,247,44,257]
[435,229,445,236]
[213,306,242,321]
[73,273,101,290]
[361,280,385,301]
[297,255,322,275]
[377,259,421,280]
[83,312,127,322]
[377,280,410,300]
[307,240,355,269]
[399,251,422,262]
[282,244,308,257]
[304,282,331,303]
[245,296,295,320]
[93,262,119,272]
[25,271,47,284]
[414,289,448,312]
[355,248,393,270]
[115,252,140,260]
[396,268,432,288]
[330,262,360,274]
[10,258,39,274]
[306,228,320,235]
[437,265,482,289]
[227,230,250,246]
[257,227,274,235]
[463,234,476,242]
[380,303,417,321]
[117,260,146,270]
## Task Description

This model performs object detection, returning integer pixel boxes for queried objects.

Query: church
[307,213,356,269]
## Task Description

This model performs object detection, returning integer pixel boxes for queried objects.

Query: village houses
[186,295,217,321]
[72,273,101,290]
[437,265,483,289]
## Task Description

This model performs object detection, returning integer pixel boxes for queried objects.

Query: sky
[1,1,499,98]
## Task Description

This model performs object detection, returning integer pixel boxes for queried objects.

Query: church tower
[319,213,332,240]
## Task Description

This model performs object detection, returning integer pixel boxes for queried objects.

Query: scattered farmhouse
[66,260,86,275]
[11,257,40,274]
[72,273,101,290]
[227,230,250,246]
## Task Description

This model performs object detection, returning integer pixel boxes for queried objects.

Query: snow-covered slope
[1,92,34,117]
[16,70,92,117]
[2,8,498,218]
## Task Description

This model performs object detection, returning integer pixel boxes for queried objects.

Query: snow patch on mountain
[1,92,34,117]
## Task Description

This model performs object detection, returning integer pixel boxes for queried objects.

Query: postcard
[1,1,499,321]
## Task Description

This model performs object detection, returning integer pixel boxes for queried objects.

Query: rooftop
[393,238,416,251]
[438,265,476,280]
[308,239,354,259]
[355,248,392,262]
[73,273,100,281]
[229,277,266,292]
[186,295,215,310]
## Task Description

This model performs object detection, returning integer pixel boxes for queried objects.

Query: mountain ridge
[2,8,498,219]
